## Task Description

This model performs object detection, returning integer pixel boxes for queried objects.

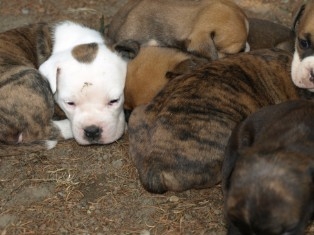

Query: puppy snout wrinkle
[84,125,102,141]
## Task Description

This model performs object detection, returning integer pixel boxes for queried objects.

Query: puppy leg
[186,32,217,60]
[53,119,73,139]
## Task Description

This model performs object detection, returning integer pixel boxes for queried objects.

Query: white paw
[53,119,74,139]
[45,140,58,150]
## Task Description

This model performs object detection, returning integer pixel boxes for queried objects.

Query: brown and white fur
[0,21,128,156]
[291,0,314,90]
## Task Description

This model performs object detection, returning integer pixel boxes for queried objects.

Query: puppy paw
[45,140,58,150]
[53,119,73,139]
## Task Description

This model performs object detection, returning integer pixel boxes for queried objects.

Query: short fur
[222,100,314,235]
[0,20,128,156]
[124,46,209,111]
[291,0,314,90]
[0,22,63,156]
[128,48,314,193]
[106,0,249,60]
[248,18,295,52]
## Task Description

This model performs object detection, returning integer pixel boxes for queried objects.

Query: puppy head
[39,42,127,145]
[291,0,314,91]
[226,151,314,235]
[124,46,209,110]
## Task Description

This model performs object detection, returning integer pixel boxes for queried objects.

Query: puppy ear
[39,56,60,94]
[292,3,305,32]
[165,56,208,79]
[114,40,140,60]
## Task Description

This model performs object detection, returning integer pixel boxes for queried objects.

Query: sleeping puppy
[127,48,314,194]
[0,21,129,156]
[248,18,295,52]
[291,0,314,90]
[124,46,208,111]
[124,18,294,113]
[39,21,129,146]
[106,0,249,60]
[0,22,72,156]
[222,100,314,235]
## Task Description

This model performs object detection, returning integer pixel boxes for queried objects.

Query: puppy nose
[84,125,102,140]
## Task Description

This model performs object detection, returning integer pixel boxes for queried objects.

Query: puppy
[0,21,128,156]
[0,22,72,156]
[106,0,249,60]
[248,18,295,52]
[222,100,314,235]
[39,21,128,145]
[124,46,209,111]
[127,48,314,194]
[291,0,314,90]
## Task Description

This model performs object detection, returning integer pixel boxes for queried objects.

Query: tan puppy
[223,100,314,235]
[107,0,249,60]
[248,18,295,52]
[124,46,208,111]
[127,48,314,194]
[291,0,314,90]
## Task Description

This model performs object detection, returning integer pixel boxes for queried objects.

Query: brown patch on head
[71,43,99,63]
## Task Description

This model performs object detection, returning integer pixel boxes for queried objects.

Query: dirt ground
[0,0,313,234]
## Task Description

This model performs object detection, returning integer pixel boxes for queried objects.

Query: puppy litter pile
[0,0,313,234]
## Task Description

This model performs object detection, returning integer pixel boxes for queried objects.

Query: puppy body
[248,18,295,52]
[127,49,314,194]
[223,100,314,235]
[107,0,249,60]
[124,46,209,111]
[0,22,72,156]
[291,0,314,90]
[0,21,127,156]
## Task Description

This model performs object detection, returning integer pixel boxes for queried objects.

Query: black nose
[84,125,102,141]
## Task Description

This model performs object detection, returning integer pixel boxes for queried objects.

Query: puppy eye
[299,38,311,49]
[65,101,75,106]
[108,98,120,105]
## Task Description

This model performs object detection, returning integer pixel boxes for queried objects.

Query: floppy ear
[114,39,140,60]
[165,56,208,79]
[292,3,305,32]
[39,56,60,94]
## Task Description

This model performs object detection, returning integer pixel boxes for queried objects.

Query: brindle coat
[128,48,314,193]
[222,100,314,235]
[0,23,60,156]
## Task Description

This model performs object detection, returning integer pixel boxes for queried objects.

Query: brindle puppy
[0,23,60,156]
[128,48,314,193]
[222,100,314,235]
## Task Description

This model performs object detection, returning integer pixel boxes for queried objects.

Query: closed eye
[108,98,120,105]
[64,100,75,106]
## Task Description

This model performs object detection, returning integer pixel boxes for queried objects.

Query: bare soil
[0,0,313,234]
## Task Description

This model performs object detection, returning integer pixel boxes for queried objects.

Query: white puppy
[40,21,127,145]
[291,1,314,91]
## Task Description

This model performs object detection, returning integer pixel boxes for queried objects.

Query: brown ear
[292,3,306,32]
[165,57,208,79]
[114,40,140,60]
